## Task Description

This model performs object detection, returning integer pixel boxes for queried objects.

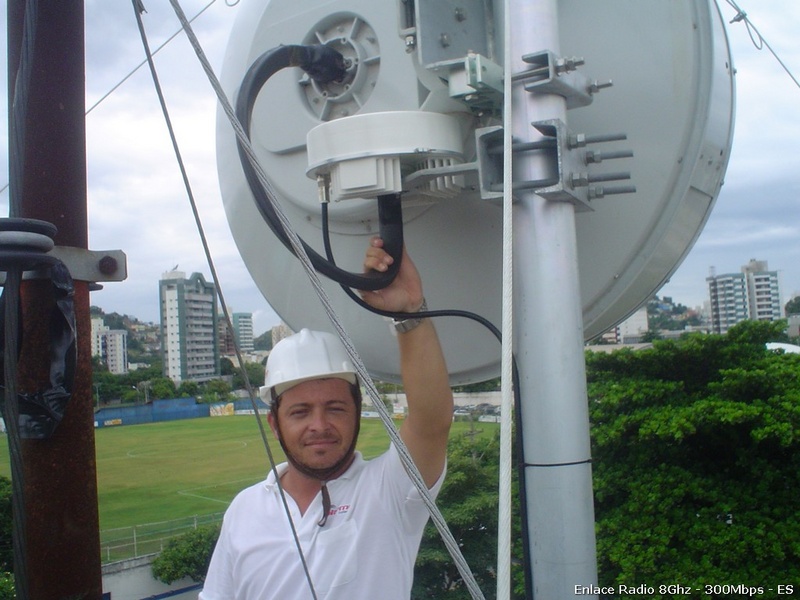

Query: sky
[0,0,798,335]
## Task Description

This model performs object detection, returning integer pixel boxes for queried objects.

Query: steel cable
[165,0,486,596]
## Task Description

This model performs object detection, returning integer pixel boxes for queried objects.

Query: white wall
[102,555,201,600]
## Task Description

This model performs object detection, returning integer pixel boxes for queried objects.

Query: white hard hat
[260,329,358,401]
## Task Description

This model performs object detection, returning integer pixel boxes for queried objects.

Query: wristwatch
[393,298,428,333]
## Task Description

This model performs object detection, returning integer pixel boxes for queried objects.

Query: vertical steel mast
[7,1,103,596]
[508,0,599,596]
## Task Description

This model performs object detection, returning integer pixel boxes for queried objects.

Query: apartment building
[707,259,782,334]
[91,317,128,375]
[232,312,254,352]
[159,270,219,383]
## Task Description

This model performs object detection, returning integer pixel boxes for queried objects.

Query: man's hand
[360,237,424,315]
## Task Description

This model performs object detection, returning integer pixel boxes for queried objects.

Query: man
[199,237,453,599]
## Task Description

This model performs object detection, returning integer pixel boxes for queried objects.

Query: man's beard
[275,417,361,482]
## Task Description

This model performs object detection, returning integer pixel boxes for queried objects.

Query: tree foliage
[232,361,266,389]
[785,295,800,316]
[201,379,233,404]
[92,363,163,404]
[253,331,273,351]
[413,432,526,599]
[0,477,13,599]
[0,477,11,574]
[0,572,13,600]
[149,377,177,400]
[220,357,236,377]
[151,524,221,584]
[586,320,800,594]
[452,377,501,393]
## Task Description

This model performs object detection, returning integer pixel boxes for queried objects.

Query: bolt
[585,151,602,164]
[588,186,605,199]
[439,33,451,48]
[404,34,416,53]
[98,255,118,276]
[555,56,585,74]
[570,173,589,188]
[568,133,587,149]
[589,79,614,94]
[454,7,466,21]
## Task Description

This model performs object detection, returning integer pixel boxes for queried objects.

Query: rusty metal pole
[8,1,103,597]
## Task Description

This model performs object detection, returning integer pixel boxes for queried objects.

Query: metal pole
[7,1,103,597]
[508,0,599,597]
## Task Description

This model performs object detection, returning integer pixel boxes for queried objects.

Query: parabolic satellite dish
[216,0,734,384]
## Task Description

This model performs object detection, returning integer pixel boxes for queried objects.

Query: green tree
[0,477,13,600]
[92,363,164,404]
[177,380,200,398]
[413,432,526,599]
[452,377,500,393]
[104,311,127,331]
[253,331,273,351]
[149,377,177,400]
[586,320,800,594]
[639,328,662,342]
[151,524,220,584]
[0,477,12,573]
[220,357,236,376]
[0,572,13,600]
[784,295,800,315]
[232,361,265,390]
[202,379,233,404]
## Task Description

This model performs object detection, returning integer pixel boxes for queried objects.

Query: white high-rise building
[159,270,219,383]
[618,307,649,343]
[232,312,254,352]
[742,259,782,323]
[91,317,106,358]
[707,259,782,334]
[91,316,128,375]
[102,330,128,375]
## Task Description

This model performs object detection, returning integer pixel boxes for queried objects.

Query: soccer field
[0,415,496,532]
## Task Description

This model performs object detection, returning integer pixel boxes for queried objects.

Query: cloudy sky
[0,0,797,335]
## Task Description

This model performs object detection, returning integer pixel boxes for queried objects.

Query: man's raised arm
[361,237,453,487]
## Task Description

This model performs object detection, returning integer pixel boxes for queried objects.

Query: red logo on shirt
[329,504,351,516]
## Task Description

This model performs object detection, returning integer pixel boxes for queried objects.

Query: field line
[176,477,262,504]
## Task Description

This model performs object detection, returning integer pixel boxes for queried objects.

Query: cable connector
[292,45,347,84]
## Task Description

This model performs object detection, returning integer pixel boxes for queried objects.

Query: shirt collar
[263,451,365,490]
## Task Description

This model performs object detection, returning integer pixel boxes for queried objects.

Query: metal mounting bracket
[472,120,635,209]
[531,119,636,209]
[0,247,127,287]
[446,53,504,113]
[516,50,612,109]
[529,119,594,211]
[415,0,491,68]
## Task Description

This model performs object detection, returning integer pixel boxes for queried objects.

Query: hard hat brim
[260,372,358,402]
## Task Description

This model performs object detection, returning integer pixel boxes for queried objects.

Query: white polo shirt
[200,444,445,600]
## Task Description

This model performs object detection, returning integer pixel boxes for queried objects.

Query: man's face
[269,378,358,475]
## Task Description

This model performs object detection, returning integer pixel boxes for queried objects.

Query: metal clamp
[474,121,636,209]
[0,246,127,288]
[530,119,636,209]
[516,50,613,109]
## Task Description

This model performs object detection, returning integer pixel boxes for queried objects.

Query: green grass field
[0,415,497,533]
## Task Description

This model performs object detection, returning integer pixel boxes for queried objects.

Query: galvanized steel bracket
[0,247,127,287]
